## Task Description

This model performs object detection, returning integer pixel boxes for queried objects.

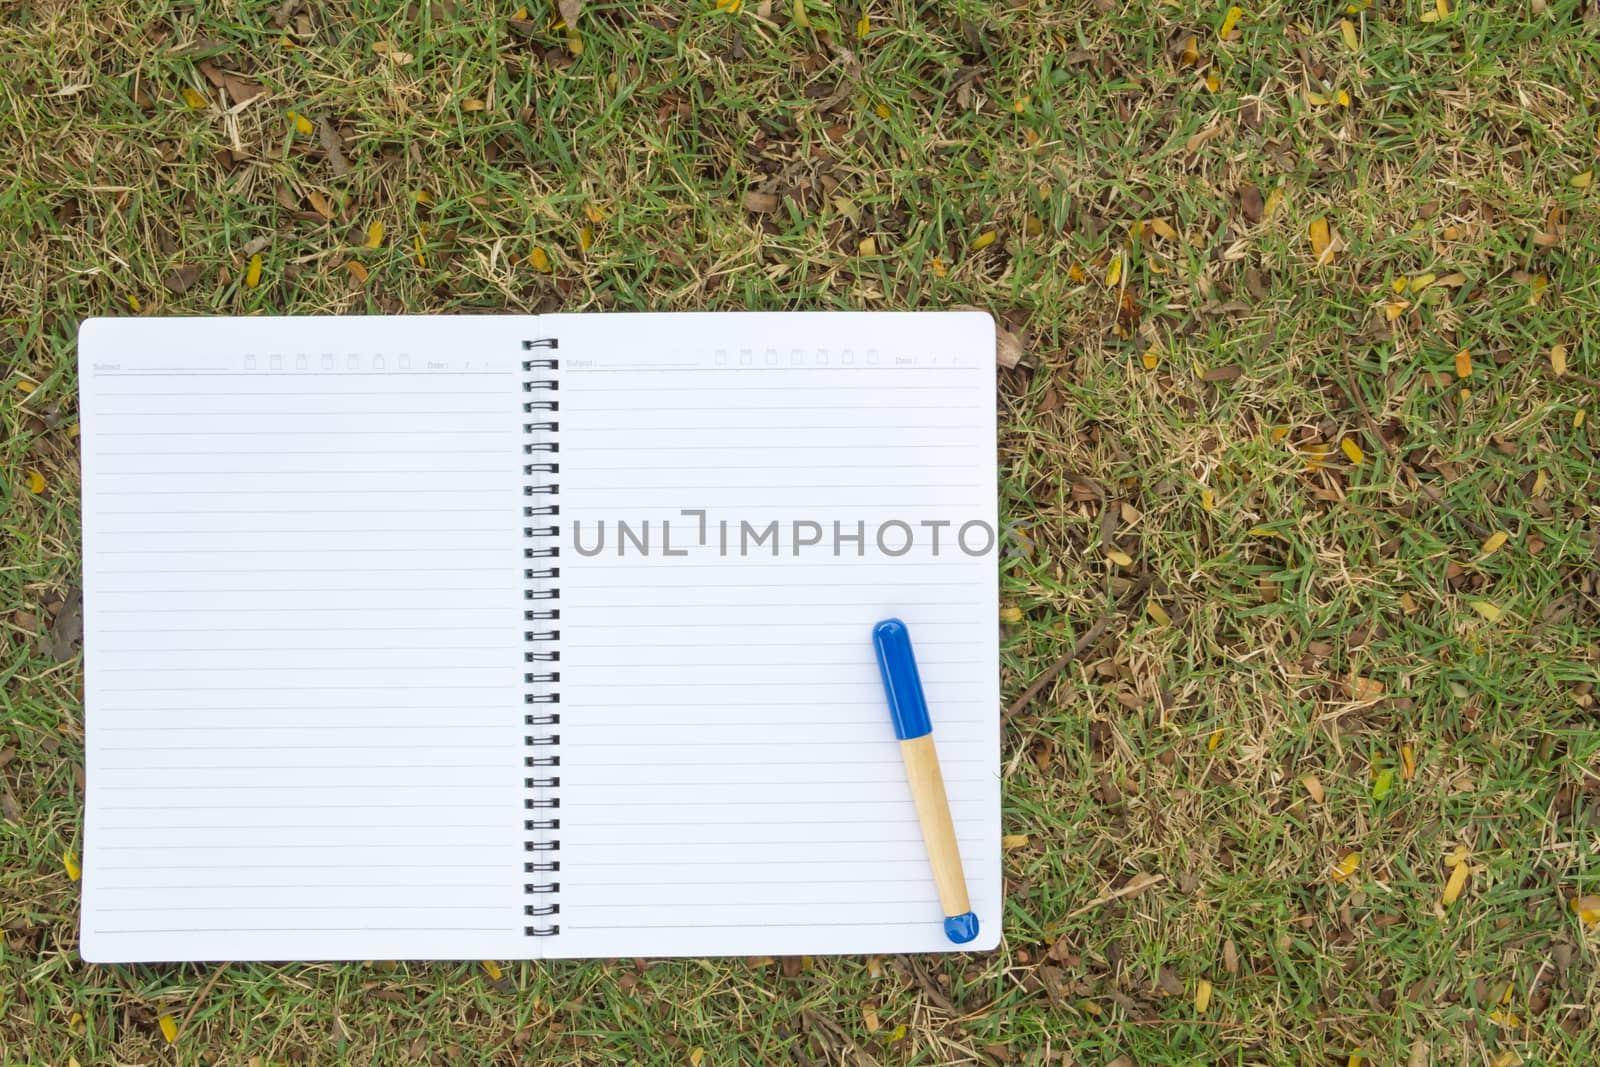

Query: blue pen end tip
[873,618,907,640]
[944,912,980,944]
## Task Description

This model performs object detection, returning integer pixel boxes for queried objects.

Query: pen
[872,618,979,945]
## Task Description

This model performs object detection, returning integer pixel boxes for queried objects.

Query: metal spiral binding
[521,337,561,937]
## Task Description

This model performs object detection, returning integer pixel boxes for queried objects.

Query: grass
[3,0,1599,1062]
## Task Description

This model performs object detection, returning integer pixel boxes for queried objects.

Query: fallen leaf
[306,190,334,220]
[64,849,82,879]
[461,98,486,112]
[1454,348,1472,378]
[1572,170,1593,189]
[27,470,46,494]
[1551,343,1566,376]
[1372,768,1395,801]
[1341,438,1364,465]
[163,265,202,294]
[1302,775,1325,803]
[857,236,877,257]
[1146,601,1172,626]
[317,118,350,176]
[1207,728,1224,752]
[1340,17,1359,50]
[1179,34,1198,67]
[1410,272,1437,292]
[999,605,1023,624]
[856,12,870,37]
[1002,834,1030,850]
[1479,531,1507,556]
[1218,5,1243,40]
[287,109,314,135]
[528,246,552,273]
[1470,600,1503,623]
[930,255,947,278]
[1571,895,1600,924]
[245,253,262,288]
[1401,744,1416,780]
[1309,217,1334,265]
[1331,851,1360,882]
[1200,488,1215,512]
[1384,300,1410,322]
[1441,861,1469,906]
[1067,263,1086,283]
[481,960,503,980]
[1239,184,1264,223]
[1351,675,1384,701]
[1399,591,1419,614]
[159,1014,178,1043]
[182,86,207,109]
[580,225,596,253]
[994,319,1024,370]
[1150,218,1178,240]
[345,260,369,284]
[1222,939,1239,975]
[1106,252,1123,287]
[972,229,997,251]
[1195,978,1213,1014]
[741,190,779,214]
[689,1048,706,1066]
[1104,548,1134,567]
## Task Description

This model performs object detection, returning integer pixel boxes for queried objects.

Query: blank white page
[543,312,1001,957]
[78,316,530,962]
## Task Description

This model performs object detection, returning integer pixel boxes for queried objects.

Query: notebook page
[78,316,530,962]
[543,311,1000,957]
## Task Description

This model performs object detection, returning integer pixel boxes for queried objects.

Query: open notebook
[76,312,1000,962]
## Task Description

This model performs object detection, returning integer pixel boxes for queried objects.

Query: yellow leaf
[1306,91,1331,106]
[1218,5,1243,40]
[999,605,1023,624]
[1263,187,1283,218]
[528,246,552,273]
[584,203,606,224]
[1309,217,1333,264]
[1180,34,1198,67]
[1384,300,1409,321]
[1336,89,1351,107]
[1341,438,1364,465]
[15,379,35,394]
[1454,348,1472,379]
[1141,350,1159,370]
[1246,525,1279,538]
[1351,675,1384,701]
[565,28,583,54]
[1479,531,1507,556]
[1067,263,1086,283]
[1401,744,1416,780]
[364,220,385,249]
[1002,834,1030,850]
[793,0,810,28]
[972,229,997,251]
[1571,170,1593,189]
[1441,861,1469,906]
[513,5,529,18]
[689,1048,705,1066]
[245,253,263,289]
[1340,18,1359,50]
[307,190,334,220]
[1550,343,1567,376]
[1150,218,1178,240]
[127,293,141,312]
[1205,70,1221,93]
[1023,215,1043,237]
[413,231,427,268]
[288,110,314,136]
[1104,548,1133,567]
[1207,728,1224,752]
[462,98,486,112]
[1331,851,1361,882]
[857,236,877,257]
[1530,470,1548,497]
[182,87,207,109]
[1571,895,1600,925]
[1576,409,1587,429]
[1106,252,1123,287]
[1269,425,1290,443]
[1195,978,1213,1014]
[1146,601,1172,626]
[415,189,434,205]
[1392,276,1409,293]
[888,1024,906,1043]
[930,255,947,278]
[715,0,742,10]
[1012,95,1030,114]
[1200,488,1215,512]
[481,960,503,980]
[345,260,369,283]
[64,850,81,880]
[159,1013,178,1043]
[580,225,595,253]
[1411,273,1437,292]
[1469,600,1503,623]
[27,470,46,494]
[1302,775,1325,803]
[856,13,870,37]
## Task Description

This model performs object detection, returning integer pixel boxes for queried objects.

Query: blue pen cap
[872,618,933,740]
